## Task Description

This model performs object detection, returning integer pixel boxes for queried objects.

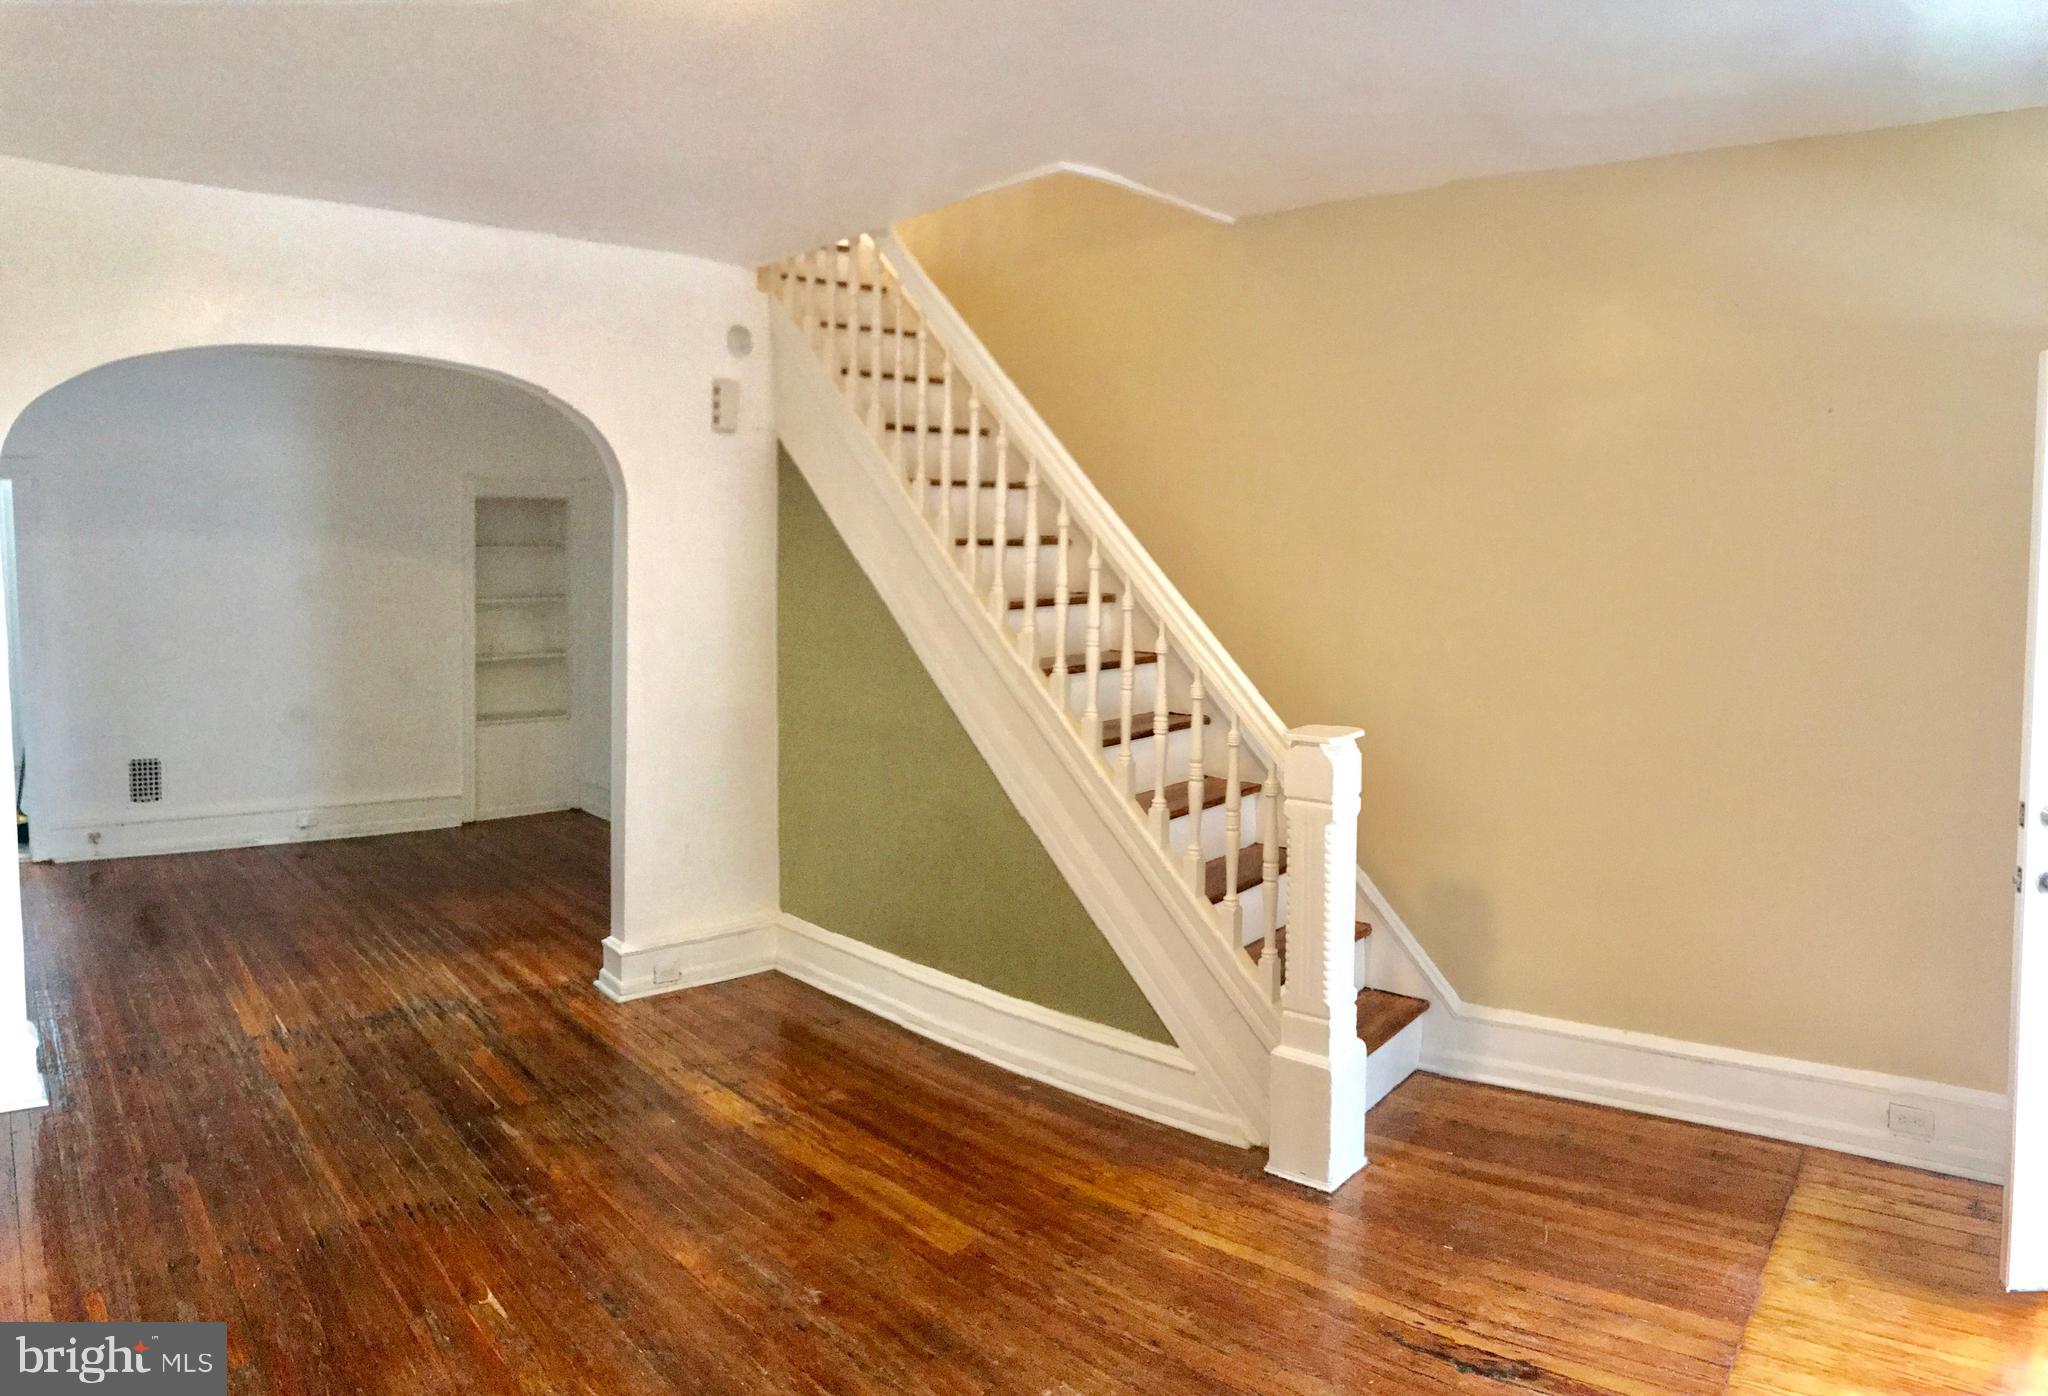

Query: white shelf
[474,494,574,817]
[478,708,569,726]
[477,650,568,665]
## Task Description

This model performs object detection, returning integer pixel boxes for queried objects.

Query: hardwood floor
[0,812,2042,1393]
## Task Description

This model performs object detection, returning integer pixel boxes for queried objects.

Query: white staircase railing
[764,233,1369,1188]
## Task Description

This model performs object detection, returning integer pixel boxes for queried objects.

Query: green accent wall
[777,452,1170,1043]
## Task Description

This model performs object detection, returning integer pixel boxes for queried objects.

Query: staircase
[765,235,1427,1189]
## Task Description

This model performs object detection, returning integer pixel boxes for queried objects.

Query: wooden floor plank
[0,812,2039,1392]
[1726,1152,2048,1394]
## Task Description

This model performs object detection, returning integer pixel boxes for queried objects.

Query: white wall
[0,154,781,1108]
[570,473,615,817]
[4,349,613,857]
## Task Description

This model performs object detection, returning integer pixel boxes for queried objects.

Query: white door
[2010,351,2048,1291]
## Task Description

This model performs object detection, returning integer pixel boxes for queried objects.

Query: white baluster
[1083,539,1103,740]
[866,239,884,434]
[935,344,955,538]
[807,248,826,355]
[847,238,867,415]
[1050,500,1071,713]
[1149,629,1171,847]
[963,394,982,587]
[1222,721,1244,947]
[916,327,932,507]
[1260,774,1282,1001]
[986,426,1010,618]
[1116,591,1136,795]
[833,244,849,373]
[1020,458,1041,662]
[893,279,908,485]
[1267,726,1367,1193]
[1183,671,1206,894]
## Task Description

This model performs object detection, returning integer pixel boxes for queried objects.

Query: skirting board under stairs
[776,915,1254,1145]
[598,914,1255,1145]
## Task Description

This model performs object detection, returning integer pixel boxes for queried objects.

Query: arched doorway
[0,346,630,1111]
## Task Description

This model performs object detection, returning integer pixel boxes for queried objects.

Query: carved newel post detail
[1265,725,1368,1190]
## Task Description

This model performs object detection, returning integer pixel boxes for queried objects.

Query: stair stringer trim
[774,314,1276,1146]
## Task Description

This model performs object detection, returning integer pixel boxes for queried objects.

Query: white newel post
[1266,725,1366,1190]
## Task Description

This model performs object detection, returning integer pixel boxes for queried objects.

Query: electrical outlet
[1887,1103,1936,1140]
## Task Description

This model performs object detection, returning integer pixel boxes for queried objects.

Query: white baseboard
[0,1018,45,1116]
[36,793,464,862]
[1426,1007,2009,1181]
[575,780,611,821]
[473,798,574,822]
[1354,867,2011,1182]
[595,915,780,1002]
[776,915,1247,1145]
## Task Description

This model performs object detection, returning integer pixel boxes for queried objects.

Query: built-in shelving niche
[473,496,572,816]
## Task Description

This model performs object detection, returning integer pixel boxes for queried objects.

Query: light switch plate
[711,377,740,434]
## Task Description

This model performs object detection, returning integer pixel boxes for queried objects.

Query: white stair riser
[1052,657,1163,717]
[928,487,1055,539]
[799,293,913,333]
[1002,601,1135,661]
[951,540,1085,595]
[1164,795,1267,864]
[1109,724,1209,788]
[852,375,973,425]
[1230,875,1288,952]
[1363,1013,1422,1113]
[888,430,1007,480]
[823,326,926,370]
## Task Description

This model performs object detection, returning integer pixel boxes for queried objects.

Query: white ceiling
[0,1,2042,265]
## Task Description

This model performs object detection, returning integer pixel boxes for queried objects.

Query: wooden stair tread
[840,366,946,385]
[1008,592,1112,610]
[1357,989,1430,1053]
[929,477,1029,489]
[1244,919,1369,964]
[956,534,1061,547]
[1204,842,1284,901]
[886,423,995,436]
[1043,650,1158,677]
[1100,711,1202,748]
[817,320,919,334]
[784,274,892,291]
[1135,776,1259,820]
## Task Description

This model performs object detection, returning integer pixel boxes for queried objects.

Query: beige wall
[903,109,2048,1090]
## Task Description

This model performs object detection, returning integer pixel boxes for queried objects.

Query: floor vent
[128,757,162,804]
